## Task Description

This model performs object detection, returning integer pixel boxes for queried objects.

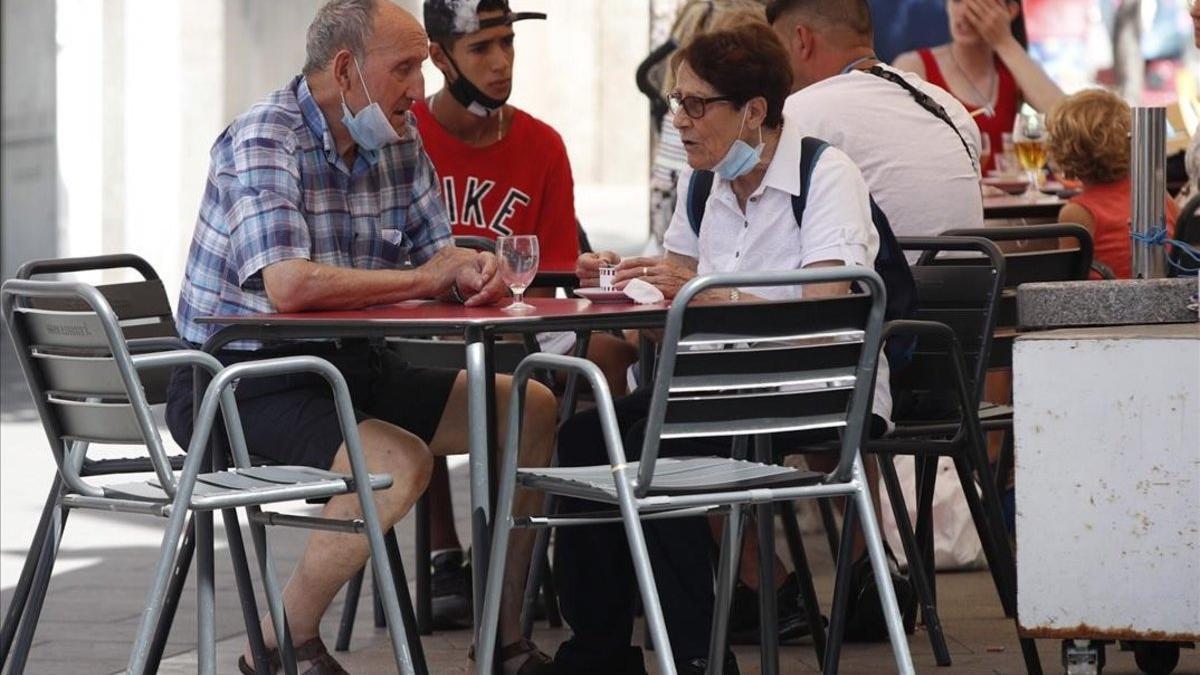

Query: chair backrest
[16,254,177,404]
[1,277,177,496]
[938,224,1092,367]
[454,235,497,253]
[893,236,1006,415]
[637,268,888,493]
[1170,192,1200,276]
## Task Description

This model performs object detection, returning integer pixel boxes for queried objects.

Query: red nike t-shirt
[412,100,579,270]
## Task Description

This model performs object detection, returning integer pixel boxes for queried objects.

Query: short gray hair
[303,0,379,75]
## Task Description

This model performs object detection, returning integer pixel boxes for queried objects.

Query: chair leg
[414,493,433,635]
[383,529,430,675]
[878,454,951,667]
[959,438,1019,618]
[756,501,780,675]
[145,515,197,672]
[354,487,418,675]
[0,476,59,670]
[245,506,298,675]
[520,519,553,639]
[851,456,916,675]
[127,501,193,674]
[195,511,219,675]
[817,497,841,563]
[952,457,1018,618]
[373,570,387,628]
[7,497,68,675]
[707,504,746,675]
[619,502,675,675]
[539,549,563,628]
[475,468,520,675]
[219,507,272,674]
[913,455,939,608]
[779,500,826,666]
[822,497,858,675]
[336,568,366,652]
[993,427,1014,500]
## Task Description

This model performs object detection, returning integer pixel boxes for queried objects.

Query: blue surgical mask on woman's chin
[340,56,402,160]
[712,107,765,180]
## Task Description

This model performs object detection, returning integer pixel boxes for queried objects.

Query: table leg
[464,325,494,637]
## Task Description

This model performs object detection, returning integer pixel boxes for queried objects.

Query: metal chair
[0,253,209,673]
[939,224,1093,503]
[867,236,1041,673]
[476,268,916,675]
[1,277,418,675]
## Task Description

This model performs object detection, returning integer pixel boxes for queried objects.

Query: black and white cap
[423,0,546,41]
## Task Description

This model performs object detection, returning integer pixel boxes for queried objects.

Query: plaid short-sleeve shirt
[177,75,452,348]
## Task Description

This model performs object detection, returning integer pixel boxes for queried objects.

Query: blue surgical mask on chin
[712,107,765,180]
[340,56,402,161]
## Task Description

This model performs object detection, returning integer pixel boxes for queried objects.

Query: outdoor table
[197,297,668,644]
[982,192,1066,220]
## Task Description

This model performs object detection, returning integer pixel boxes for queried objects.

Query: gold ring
[643,267,648,276]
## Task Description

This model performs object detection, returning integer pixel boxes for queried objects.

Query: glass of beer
[1013,110,1048,191]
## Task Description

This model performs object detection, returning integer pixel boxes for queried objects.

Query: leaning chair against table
[476,268,916,675]
[0,278,419,675]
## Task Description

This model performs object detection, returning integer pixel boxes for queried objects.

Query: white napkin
[623,278,665,304]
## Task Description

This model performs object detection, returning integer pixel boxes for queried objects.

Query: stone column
[2,0,57,279]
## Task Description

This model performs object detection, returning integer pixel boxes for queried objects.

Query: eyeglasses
[668,92,736,119]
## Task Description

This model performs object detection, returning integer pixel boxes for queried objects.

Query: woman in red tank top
[1048,89,1178,279]
[893,0,1064,173]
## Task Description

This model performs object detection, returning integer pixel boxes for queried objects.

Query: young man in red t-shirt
[417,0,638,659]
[415,1,577,270]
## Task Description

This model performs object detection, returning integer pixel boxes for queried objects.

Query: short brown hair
[671,22,793,128]
[1047,88,1131,184]
[765,0,873,40]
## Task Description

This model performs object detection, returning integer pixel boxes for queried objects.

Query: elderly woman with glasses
[555,21,891,675]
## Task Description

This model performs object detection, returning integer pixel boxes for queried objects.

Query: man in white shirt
[768,0,985,253]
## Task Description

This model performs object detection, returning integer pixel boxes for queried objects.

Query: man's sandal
[469,638,556,675]
[237,637,349,675]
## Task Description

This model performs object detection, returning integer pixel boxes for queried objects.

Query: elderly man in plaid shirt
[165,1,560,672]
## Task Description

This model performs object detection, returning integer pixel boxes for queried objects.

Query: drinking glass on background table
[978,134,992,174]
[1013,110,1048,192]
[497,234,539,312]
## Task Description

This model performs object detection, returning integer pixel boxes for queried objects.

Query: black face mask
[442,47,508,117]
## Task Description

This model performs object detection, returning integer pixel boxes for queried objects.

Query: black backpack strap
[864,65,977,172]
[791,137,831,226]
[687,170,715,236]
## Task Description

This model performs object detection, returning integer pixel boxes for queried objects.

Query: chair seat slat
[669,366,856,394]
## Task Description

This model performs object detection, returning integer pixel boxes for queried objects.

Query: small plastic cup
[599,264,616,291]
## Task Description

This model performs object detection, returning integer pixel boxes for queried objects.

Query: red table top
[197,297,668,330]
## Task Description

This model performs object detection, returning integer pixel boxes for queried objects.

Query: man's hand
[455,251,507,306]
[422,245,483,294]
[963,0,1019,49]
[613,255,695,300]
[576,251,621,287]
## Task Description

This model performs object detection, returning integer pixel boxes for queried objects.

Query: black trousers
[552,387,728,666]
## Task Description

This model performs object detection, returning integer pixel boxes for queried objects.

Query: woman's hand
[613,256,696,300]
[576,251,621,287]
[962,0,1019,49]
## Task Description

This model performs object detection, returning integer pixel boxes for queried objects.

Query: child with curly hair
[1048,88,1178,279]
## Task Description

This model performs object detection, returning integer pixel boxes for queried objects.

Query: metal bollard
[1130,107,1168,279]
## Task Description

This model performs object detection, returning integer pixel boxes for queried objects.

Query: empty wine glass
[1012,110,1048,192]
[497,235,539,312]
